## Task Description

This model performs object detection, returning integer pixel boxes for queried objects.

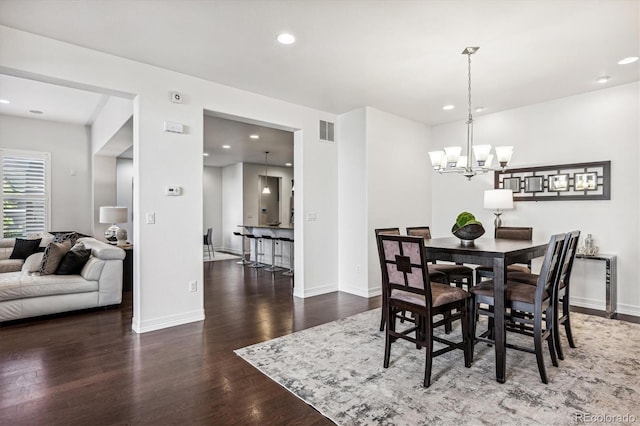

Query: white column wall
[203,165,223,250]
[337,108,368,296]
[0,25,339,331]
[337,107,432,297]
[222,163,244,255]
[431,82,640,316]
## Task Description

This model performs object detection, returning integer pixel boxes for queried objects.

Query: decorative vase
[451,223,485,246]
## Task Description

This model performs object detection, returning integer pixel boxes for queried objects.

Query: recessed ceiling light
[0,99,9,104]
[277,33,296,45]
[285,163,292,167]
[203,152,209,157]
[250,134,259,140]
[475,106,486,113]
[222,145,231,149]
[618,56,639,65]
[596,76,611,84]
[442,105,455,111]
[29,110,43,115]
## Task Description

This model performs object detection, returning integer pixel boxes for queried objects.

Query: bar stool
[232,231,251,265]
[261,235,281,272]
[245,234,264,268]
[278,237,294,276]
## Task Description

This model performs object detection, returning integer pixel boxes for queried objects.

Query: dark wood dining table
[423,237,548,383]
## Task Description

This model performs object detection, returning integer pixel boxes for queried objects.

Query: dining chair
[469,233,565,384]
[376,233,472,387]
[509,230,581,360]
[475,226,533,283]
[374,227,449,332]
[406,226,474,289]
[203,227,214,259]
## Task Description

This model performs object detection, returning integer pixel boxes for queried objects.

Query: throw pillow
[56,242,92,275]
[23,252,45,273]
[52,232,79,247]
[39,240,72,275]
[9,238,42,260]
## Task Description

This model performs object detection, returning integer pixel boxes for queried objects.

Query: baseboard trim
[570,305,640,324]
[132,309,205,333]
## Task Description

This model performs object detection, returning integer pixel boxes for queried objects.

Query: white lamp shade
[484,189,514,210]
[428,150,445,169]
[494,146,514,165]
[444,146,462,167]
[472,144,492,165]
[99,206,128,224]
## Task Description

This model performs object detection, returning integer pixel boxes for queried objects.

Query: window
[1,149,51,238]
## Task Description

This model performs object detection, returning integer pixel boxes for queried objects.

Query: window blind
[1,151,50,238]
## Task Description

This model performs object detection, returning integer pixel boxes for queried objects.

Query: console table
[575,253,617,318]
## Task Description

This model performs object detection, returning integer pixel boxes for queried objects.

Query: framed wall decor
[574,172,597,191]
[503,177,521,193]
[494,161,610,201]
[524,176,543,193]
[548,174,569,192]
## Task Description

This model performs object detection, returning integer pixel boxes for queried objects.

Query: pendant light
[428,47,514,180]
[262,151,271,194]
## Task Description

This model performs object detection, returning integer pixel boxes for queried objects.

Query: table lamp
[99,206,128,245]
[484,189,513,228]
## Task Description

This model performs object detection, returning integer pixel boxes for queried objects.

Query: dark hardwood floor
[0,260,381,425]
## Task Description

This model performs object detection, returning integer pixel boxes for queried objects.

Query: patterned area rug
[235,309,640,425]
[203,251,241,262]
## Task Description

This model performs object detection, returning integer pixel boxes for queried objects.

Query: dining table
[422,237,548,383]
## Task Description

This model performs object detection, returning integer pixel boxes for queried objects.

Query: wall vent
[319,120,335,143]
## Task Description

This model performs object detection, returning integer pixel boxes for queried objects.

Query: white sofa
[0,237,125,322]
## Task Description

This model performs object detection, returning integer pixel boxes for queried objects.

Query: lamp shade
[99,206,128,224]
[483,189,513,210]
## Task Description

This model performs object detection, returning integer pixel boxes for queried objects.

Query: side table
[575,253,617,318]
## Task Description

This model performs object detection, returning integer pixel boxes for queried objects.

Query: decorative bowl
[451,222,485,246]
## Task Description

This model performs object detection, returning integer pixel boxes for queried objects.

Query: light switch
[306,212,317,221]
[146,212,155,224]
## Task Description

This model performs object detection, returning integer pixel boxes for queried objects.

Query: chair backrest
[375,227,400,236]
[406,226,431,239]
[556,230,581,289]
[205,227,213,244]
[534,233,566,302]
[376,234,432,307]
[495,226,532,240]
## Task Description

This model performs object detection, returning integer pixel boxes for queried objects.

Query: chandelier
[428,47,513,180]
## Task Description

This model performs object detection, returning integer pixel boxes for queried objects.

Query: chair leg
[443,310,452,334]
[470,298,477,363]
[379,299,386,331]
[553,302,565,361]
[462,299,472,368]
[546,308,559,367]
[383,306,394,368]
[563,296,576,348]
[423,315,434,388]
[534,316,548,384]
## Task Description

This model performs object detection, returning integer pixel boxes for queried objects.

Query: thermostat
[166,186,182,196]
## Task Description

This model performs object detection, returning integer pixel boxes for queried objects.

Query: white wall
[337,107,432,297]
[1,25,339,332]
[203,165,222,249]
[0,114,92,235]
[91,97,133,156]
[222,163,243,254]
[431,82,640,316]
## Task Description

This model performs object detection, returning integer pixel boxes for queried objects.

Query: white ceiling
[0,0,638,163]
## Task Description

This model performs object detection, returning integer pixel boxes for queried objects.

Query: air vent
[319,120,335,143]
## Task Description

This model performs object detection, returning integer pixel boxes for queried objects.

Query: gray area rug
[235,309,639,425]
